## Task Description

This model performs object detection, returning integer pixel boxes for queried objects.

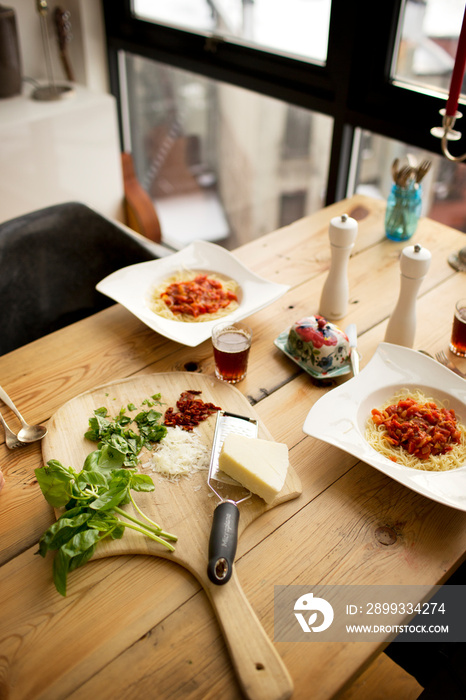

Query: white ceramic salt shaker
[384,243,432,348]
[319,213,358,320]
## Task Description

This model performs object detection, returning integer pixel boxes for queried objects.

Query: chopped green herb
[84,399,167,467]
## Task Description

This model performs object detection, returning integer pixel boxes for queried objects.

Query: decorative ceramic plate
[96,240,289,346]
[274,330,352,379]
[303,342,466,511]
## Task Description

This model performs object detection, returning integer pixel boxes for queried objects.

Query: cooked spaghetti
[149,270,239,323]
[365,389,466,471]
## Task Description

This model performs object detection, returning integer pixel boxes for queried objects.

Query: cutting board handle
[205,572,293,700]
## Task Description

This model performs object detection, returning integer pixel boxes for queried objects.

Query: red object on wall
[445,5,466,117]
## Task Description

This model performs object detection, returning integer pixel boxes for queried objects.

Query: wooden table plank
[22,454,465,700]
[0,442,51,566]
[0,194,463,438]
[0,195,463,434]
[1,194,466,700]
[232,195,388,285]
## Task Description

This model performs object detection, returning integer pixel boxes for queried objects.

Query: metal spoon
[0,385,47,443]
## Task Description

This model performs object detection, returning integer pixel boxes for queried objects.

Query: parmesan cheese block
[218,434,289,504]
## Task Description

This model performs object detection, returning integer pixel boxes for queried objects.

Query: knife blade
[345,323,359,376]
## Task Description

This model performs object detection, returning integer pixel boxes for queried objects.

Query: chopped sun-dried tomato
[371,396,460,460]
[164,390,221,431]
[161,275,237,317]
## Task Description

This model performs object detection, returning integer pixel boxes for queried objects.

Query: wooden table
[1,194,466,700]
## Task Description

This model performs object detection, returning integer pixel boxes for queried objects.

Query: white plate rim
[96,240,290,346]
[303,342,466,511]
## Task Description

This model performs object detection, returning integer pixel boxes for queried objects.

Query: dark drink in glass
[212,322,252,383]
[450,298,466,357]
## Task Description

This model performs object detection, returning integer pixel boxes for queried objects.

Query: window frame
[102,0,453,205]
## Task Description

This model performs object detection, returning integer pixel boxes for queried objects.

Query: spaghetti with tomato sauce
[149,271,239,323]
[365,389,466,471]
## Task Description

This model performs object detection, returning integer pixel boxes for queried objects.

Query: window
[394,0,466,98]
[104,0,466,242]
[121,53,332,248]
[132,0,331,64]
[355,129,466,233]
[352,0,466,234]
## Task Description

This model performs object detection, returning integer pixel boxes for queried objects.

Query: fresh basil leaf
[129,473,155,492]
[123,435,143,455]
[39,394,178,595]
[99,443,127,467]
[61,529,102,559]
[89,486,127,511]
[85,445,125,474]
[135,409,160,425]
[94,407,109,417]
[68,542,98,574]
[149,425,167,442]
[46,459,75,475]
[87,512,118,531]
[82,450,101,472]
[35,463,75,508]
[84,411,112,442]
[59,505,88,519]
[110,524,125,539]
[105,434,132,456]
[53,548,71,596]
[141,398,155,407]
[108,469,131,489]
[77,470,108,488]
[38,512,93,555]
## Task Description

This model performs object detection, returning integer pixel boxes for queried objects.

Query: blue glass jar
[385,183,422,241]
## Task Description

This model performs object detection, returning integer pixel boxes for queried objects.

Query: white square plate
[303,342,466,511]
[96,240,290,346]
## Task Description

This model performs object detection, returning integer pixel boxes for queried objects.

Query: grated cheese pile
[144,426,210,480]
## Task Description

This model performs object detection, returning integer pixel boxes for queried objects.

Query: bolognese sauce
[370,396,461,461]
[161,275,238,318]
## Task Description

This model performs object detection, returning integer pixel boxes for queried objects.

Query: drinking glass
[212,321,252,383]
[449,298,466,357]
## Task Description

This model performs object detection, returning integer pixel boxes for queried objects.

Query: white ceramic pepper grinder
[384,243,432,348]
[319,213,358,320]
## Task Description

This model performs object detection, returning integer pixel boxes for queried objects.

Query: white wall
[9,0,109,93]
[0,2,124,223]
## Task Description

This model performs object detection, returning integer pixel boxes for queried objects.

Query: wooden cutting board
[41,372,302,700]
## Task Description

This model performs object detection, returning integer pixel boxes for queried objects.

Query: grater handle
[207,500,239,585]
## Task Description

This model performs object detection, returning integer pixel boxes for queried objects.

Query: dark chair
[0,201,167,355]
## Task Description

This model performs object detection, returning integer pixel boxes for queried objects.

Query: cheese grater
[207,411,258,585]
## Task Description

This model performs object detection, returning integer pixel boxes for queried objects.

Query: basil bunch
[36,397,176,596]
